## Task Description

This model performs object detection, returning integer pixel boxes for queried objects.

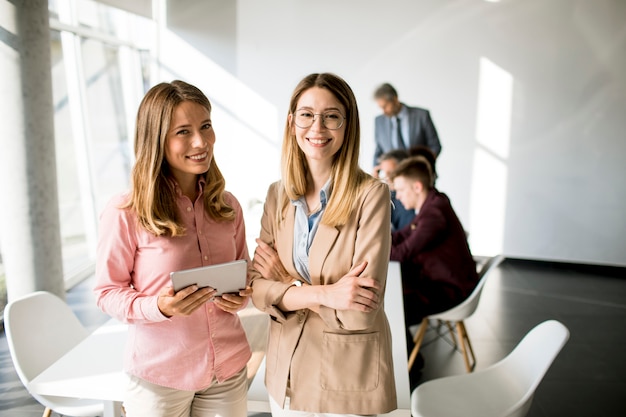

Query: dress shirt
[94,178,251,391]
[291,180,331,283]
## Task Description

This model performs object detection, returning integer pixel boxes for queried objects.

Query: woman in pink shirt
[94,80,252,417]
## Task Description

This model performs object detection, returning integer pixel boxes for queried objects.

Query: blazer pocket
[320,332,380,392]
[266,317,283,374]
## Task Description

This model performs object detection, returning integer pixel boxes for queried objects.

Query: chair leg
[408,317,429,371]
[42,407,52,417]
[456,321,476,372]
[444,320,457,348]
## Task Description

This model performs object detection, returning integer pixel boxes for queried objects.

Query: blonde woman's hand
[157,285,216,318]
[253,238,292,283]
[320,261,381,312]
[214,286,253,314]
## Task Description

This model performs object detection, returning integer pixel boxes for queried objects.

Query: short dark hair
[378,148,409,164]
[374,83,398,101]
[408,145,437,180]
[390,156,434,189]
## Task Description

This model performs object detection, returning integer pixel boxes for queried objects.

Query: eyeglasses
[292,109,345,130]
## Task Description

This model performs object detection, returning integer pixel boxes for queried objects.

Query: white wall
[165,0,626,267]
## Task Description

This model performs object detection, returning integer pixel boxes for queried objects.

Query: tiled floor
[1,258,625,416]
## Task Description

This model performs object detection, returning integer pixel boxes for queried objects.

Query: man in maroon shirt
[389,156,478,383]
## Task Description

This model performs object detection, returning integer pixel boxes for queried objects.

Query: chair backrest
[411,320,569,417]
[430,255,504,321]
[3,291,89,388]
[498,320,570,416]
[477,254,505,281]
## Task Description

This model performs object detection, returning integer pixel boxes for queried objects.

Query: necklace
[308,202,321,216]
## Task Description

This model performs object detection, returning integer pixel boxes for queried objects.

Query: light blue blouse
[291,180,331,283]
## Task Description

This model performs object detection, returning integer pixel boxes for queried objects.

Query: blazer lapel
[277,204,298,277]
[308,223,340,285]
[407,108,418,143]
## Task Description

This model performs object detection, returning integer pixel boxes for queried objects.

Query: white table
[383,261,412,416]
[28,319,129,417]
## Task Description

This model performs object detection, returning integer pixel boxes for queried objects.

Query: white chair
[3,291,105,417]
[408,255,505,372]
[411,319,569,417]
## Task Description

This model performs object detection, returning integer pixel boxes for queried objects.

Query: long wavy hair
[279,73,372,227]
[122,80,234,236]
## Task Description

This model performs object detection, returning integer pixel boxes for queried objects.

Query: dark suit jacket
[374,104,441,165]
[390,189,477,325]
[391,190,415,232]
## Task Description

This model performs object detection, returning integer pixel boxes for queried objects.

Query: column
[0,0,65,301]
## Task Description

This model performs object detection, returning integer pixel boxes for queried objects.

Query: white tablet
[170,259,247,295]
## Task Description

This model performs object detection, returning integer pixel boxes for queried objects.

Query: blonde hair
[122,80,234,236]
[279,73,373,227]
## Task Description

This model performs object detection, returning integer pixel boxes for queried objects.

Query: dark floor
[1,258,625,416]
[416,258,626,417]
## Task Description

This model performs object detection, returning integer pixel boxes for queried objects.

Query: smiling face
[290,86,346,167]
[165,100,215,192]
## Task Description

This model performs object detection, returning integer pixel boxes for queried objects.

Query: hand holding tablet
[170,259,247,295]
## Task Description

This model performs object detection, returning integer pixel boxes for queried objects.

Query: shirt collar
[291,178,332,208]
[168,175,206,198]
[396,104,408,120]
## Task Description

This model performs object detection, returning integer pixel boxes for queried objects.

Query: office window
[50,29,91,276]
[48,0,152,283]
[81,38,133,212]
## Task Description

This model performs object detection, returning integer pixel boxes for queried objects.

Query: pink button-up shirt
[94,181,251,391]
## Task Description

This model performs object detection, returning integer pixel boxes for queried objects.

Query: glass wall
[0,0,151,314]
[50,0,152,284]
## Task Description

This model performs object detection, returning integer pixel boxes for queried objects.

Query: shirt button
[187,207,192,212]
[204,255,208,260]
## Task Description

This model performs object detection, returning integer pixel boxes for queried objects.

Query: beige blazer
[251,179,397,414]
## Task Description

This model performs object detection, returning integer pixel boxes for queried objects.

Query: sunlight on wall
[0,0,17,35]
[469,57,513,256]
[155,28,281,251]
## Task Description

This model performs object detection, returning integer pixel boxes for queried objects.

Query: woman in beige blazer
[251,73,397,416]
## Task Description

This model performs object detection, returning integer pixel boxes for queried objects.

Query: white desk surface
[28,319,128,417]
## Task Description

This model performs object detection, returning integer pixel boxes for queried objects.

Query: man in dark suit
[373,83,441,167]
[389,156,477,357]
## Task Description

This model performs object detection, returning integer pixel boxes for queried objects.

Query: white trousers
[123,367,248,417]
[269,395,376,417]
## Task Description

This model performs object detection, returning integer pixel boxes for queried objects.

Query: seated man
[389,156,478,384]
[374,149,415,231]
